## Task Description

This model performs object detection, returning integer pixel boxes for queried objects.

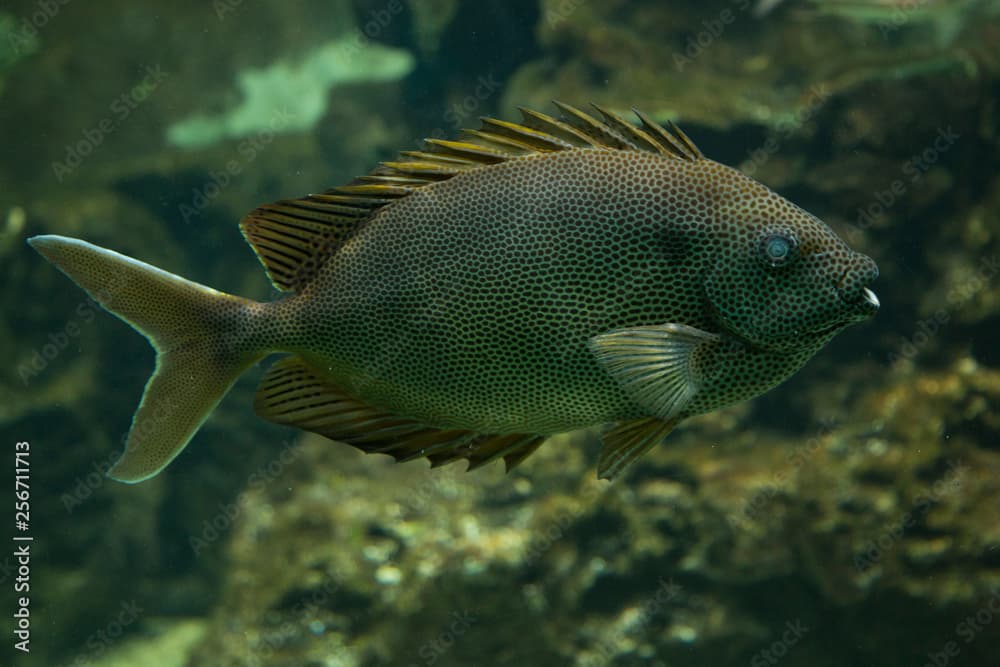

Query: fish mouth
[860,286,880,310]
[800,284,878,340]
[837,285,880,319]
[836,256,880,319]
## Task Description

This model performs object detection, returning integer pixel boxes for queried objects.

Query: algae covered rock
[181,356,1000,667]
[166,37,415,149]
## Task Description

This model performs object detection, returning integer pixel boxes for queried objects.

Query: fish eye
[760,233,796,267]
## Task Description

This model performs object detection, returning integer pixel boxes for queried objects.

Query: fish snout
[837,254,880,317]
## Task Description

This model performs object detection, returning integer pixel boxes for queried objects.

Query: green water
[3,1,999,665]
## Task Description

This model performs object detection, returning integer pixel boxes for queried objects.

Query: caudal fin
[28,235,267,483]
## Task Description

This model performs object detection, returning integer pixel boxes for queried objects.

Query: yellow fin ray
[240,102,705,293]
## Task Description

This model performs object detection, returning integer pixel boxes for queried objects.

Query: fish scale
[28,102,878,484]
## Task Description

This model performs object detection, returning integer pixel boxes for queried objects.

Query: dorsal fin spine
[517,106,602,148]
[239,102,704,292]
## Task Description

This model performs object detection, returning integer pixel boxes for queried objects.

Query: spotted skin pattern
[29,105,878,482]
[264,148,878,435]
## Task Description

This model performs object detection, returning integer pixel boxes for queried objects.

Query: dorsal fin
[239,102,704,292]
[254,356,547,472]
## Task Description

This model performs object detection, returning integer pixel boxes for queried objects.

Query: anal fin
[254,356,546,472]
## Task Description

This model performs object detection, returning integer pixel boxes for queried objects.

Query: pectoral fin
[589,323,719,421]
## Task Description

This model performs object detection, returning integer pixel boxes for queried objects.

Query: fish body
[29,103,878,483]
[289,148,869,431]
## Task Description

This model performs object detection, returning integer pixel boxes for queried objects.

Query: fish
[29,101,879,484]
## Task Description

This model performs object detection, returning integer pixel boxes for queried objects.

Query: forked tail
[28,235,268,482]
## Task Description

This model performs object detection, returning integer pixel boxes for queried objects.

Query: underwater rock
[504,0,984,132]
[166,37,415,149]
[178,355,1000,666]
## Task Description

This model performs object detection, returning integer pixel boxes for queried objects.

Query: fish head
[703,171,879,353]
